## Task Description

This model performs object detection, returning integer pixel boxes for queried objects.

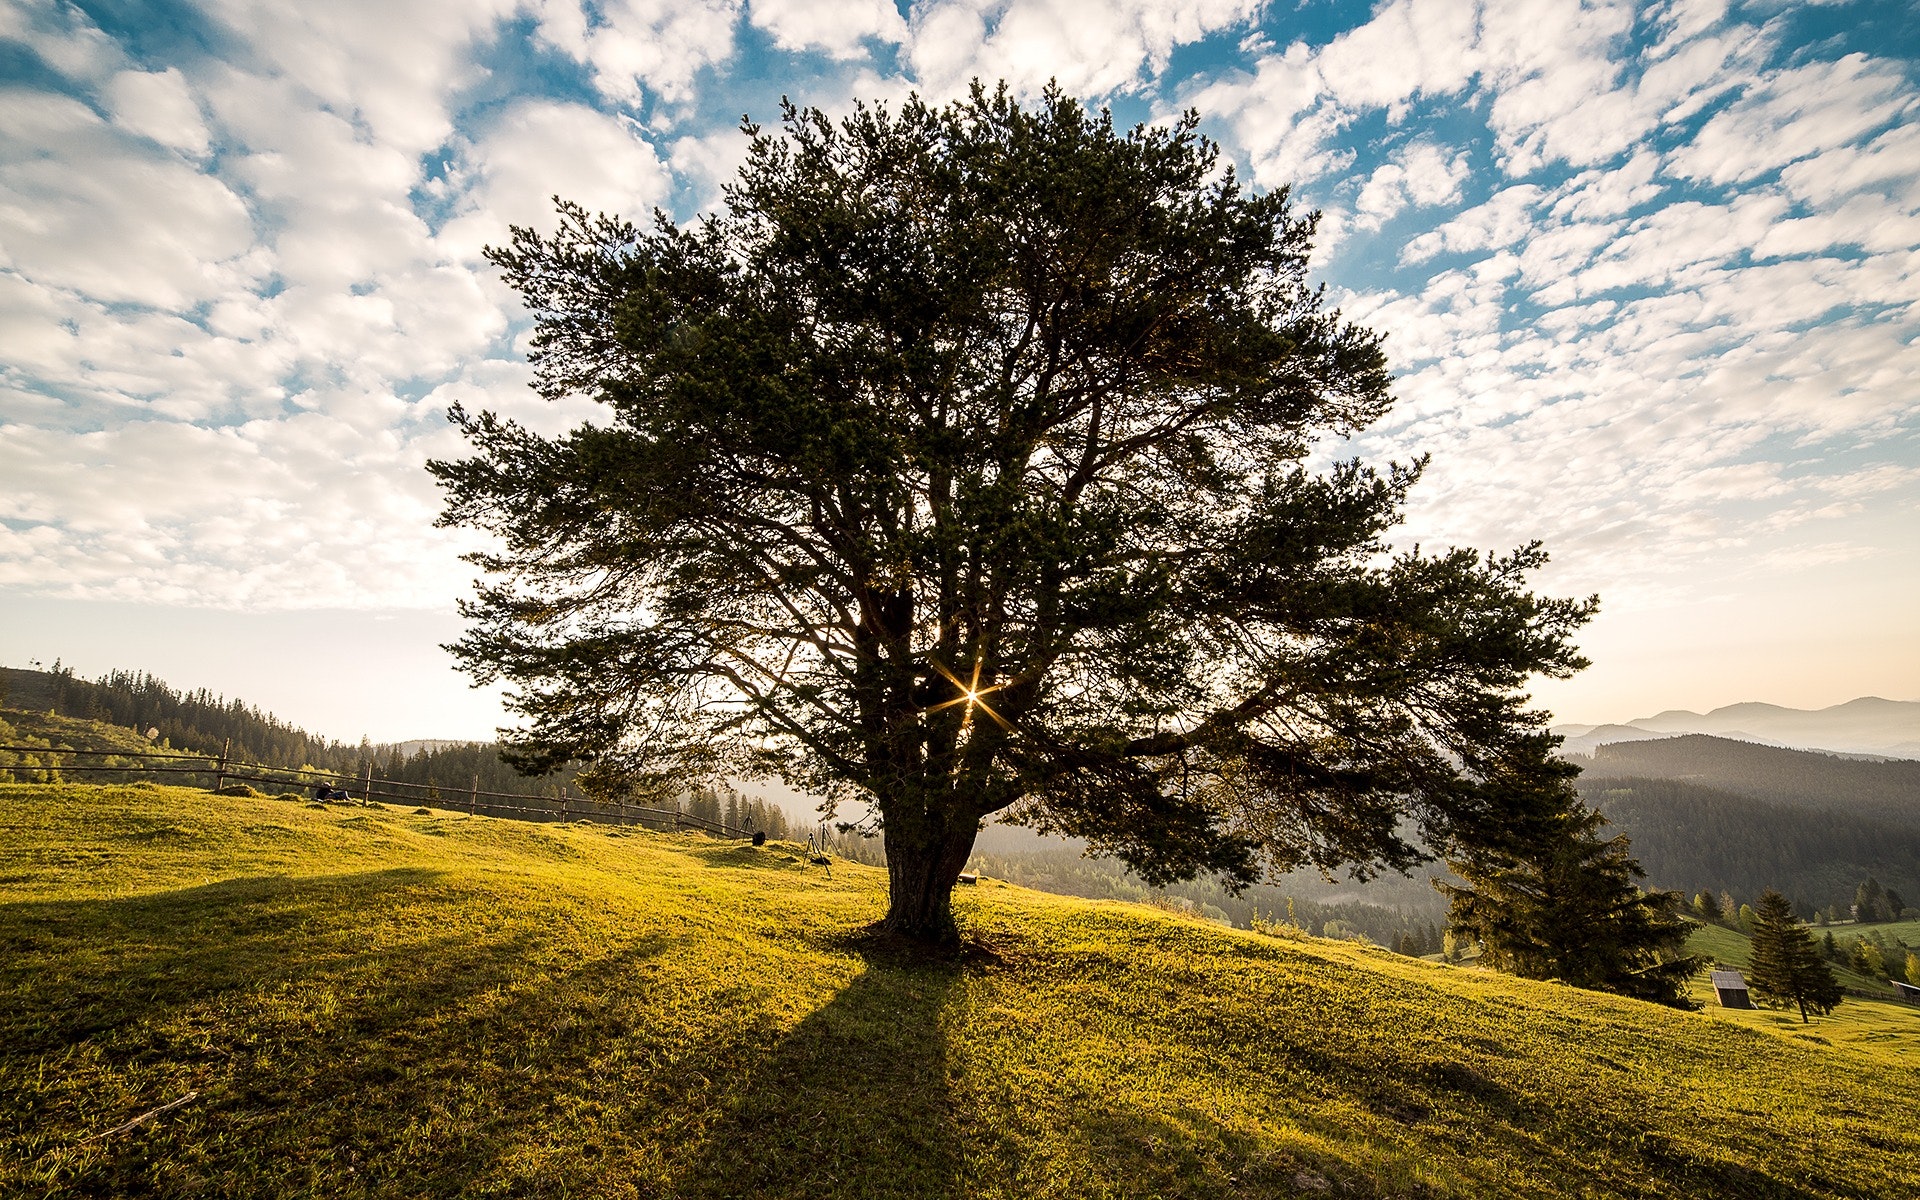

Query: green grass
[1684,923,1920,1068]
[1685,923,1893,994]
[1846,916,1920,945]
[4,783,1916,1199]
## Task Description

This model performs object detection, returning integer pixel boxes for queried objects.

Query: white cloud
[102,68,211,157]
[0,0,127,85]
[1777,122,1920,210]
[435,100,673,260]
[0,90,258,309]
[532,0,743,106]
[1311,0,1480,113]
[1197,0,1759,186]
[195,0,519,155]
[0,415,485,609]
[1549,149,1662,222]
[908,0,1260,101]
[749,0,905,57]
[1353,141,1470,229]
[1672,53,1917,187]
[1401,184,1546,263]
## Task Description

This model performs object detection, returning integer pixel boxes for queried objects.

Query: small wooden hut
[1710,969,1753,1009]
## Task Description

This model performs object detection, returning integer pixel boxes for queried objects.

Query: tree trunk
[880,815,980,943]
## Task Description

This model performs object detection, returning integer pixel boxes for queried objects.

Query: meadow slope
[2,783,1914,1199]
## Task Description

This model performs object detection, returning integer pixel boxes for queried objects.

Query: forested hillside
[2,664,359,771]
[0,664,578,801]
[0,665,832,820]
[1581,777,1920,913]
[1564,735,1920,917]
[1577,735,1920,824]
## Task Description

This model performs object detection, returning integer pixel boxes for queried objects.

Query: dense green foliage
[0,708,181,783]
[436,85,1595,941]
[1745,890,1844,1023]
[1582,775,1920,914]
[1439,758,1698,1007]
[1851,876,1906,923]
[4,782,1916,1199]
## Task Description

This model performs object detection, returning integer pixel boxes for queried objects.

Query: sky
[1,0,1916,744]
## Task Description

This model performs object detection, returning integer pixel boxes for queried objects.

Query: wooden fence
[0,743,751,836]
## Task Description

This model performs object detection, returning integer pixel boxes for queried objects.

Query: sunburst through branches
[925,656,1013,740]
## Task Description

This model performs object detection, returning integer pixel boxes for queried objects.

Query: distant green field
[3,783,1915,1199]
[1850,916,1920,945]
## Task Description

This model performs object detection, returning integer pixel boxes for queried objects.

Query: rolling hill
[1578,735,1920,826]
[2,781,1914,1199]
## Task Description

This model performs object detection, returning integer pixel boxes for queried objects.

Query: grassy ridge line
[1,784,1913,1200]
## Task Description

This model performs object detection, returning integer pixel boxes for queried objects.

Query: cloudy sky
[1,0,1915,743]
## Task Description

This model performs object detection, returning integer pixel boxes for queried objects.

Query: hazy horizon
[2,606,1912,746]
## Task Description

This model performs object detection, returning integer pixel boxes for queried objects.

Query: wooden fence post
[363,760,373,806]
[214,738,229,793]
[470,774,478,817]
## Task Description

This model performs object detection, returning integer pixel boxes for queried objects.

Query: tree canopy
[1437,753,1700,1007]
[433,84,1596,941]
[1746,889,1842,1023]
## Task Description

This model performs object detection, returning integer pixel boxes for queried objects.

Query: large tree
[1747,889,1842,1022]
[433,86,1595,942]
[1436,753,1701,1007]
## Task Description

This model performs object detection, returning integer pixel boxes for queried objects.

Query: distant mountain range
[1553,697,1920,759]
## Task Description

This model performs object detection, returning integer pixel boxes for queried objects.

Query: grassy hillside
[1683,924,1918,1067]
[3,783,1915,1199]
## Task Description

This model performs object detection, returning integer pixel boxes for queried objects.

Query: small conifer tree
[1746,889,1842,1023]
[1855,878,1886,923]
[1859,941,1886,977]
[1906,951,1920,987]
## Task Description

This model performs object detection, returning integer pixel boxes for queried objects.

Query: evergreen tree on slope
[1438,753,1700,1008]
[1746,889,1842,1023]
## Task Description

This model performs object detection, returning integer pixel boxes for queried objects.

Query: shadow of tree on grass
[672,933,968,1200]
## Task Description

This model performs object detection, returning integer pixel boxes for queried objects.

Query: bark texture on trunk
[880,817,980,943]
